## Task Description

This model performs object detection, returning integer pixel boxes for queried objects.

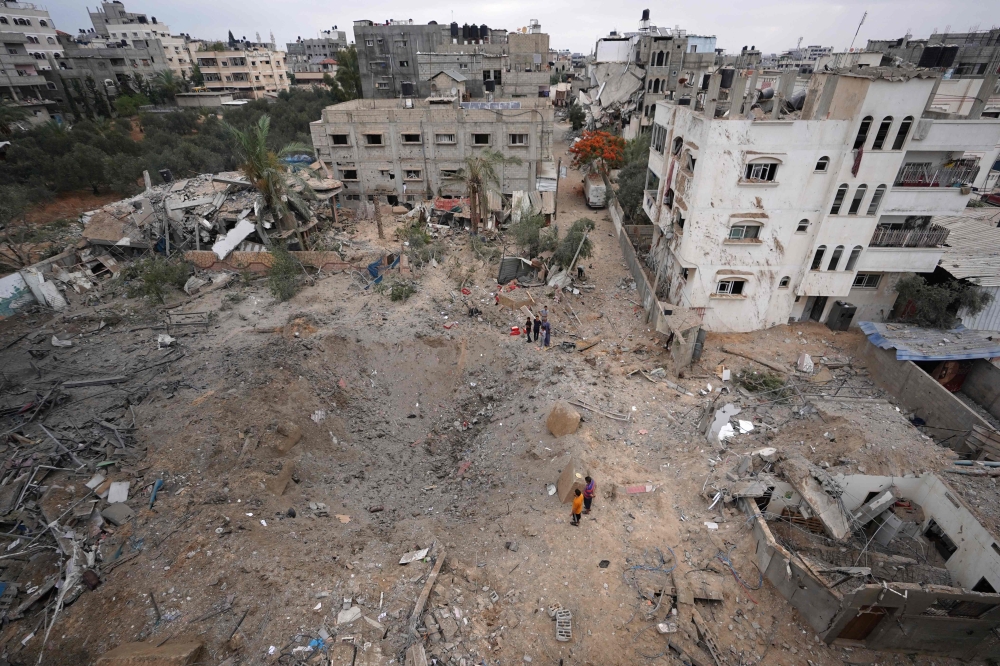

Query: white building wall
[647,73,999,332]
[0,2,60,68]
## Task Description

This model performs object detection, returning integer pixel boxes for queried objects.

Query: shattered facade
[584,14,717,134]
[642,68,1000,332]
[310,98,554,206]
[743,468,1000,659]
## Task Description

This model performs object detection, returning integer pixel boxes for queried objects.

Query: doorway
[837,605,887,641]
[804,296,828,322]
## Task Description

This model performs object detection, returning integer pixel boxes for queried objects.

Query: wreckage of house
[723,451,1000,659]
[637,66,1000,333]
[309,98,555,209]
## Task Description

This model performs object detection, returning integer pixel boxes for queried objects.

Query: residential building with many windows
[87,1,194,79]
[638,67,1000,332]
[310,98,553,206]
[0,1,60,70]
[195,47,289,99]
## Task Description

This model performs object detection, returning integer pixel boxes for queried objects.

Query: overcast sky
[47,1,999,55]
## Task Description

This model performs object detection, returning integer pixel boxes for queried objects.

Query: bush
[267,243,301,301]
[471,234,503,262]
[120,256,189,303]
[511,213,558,258]
[376,277,416,302]
[568,102,586,131]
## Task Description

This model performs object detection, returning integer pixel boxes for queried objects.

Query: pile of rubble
[80,170,342,259]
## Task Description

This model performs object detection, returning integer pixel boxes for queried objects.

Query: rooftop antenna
[849,11,867,52]
[796,36,803,52]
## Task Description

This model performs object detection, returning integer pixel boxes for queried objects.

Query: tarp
[497,257,537,285]
[859,321,1000,361]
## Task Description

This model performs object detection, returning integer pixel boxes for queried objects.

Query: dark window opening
[872,117,893,150]
[925,519,958,561]
[401,133,421,143]
[472,133,490,145]
[341,169,358,180]
[892,116,913,150]
[854,116,873,150]
[974,577,997,594]
[831,184,848,214]
[811,245,826,270]
[363,134,383,145]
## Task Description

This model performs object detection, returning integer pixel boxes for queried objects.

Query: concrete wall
[962,359,1000,422]
[854,339,992,446]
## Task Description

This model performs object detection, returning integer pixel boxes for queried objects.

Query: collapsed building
[581,11,717,137]
[723,450,1000,659]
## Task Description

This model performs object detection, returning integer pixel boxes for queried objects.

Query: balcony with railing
[869,224,950,248]
[894,160,980,188]
[643,189,659,222]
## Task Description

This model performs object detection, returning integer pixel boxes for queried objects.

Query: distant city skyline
[43,0,999,55]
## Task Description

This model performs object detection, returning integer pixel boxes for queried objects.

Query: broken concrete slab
[797,353,814,373]
[107,481,130,504]
[96,640,203,665]
[556,456,587,504]
[267,460,295,496]
[337,606,362,625]
[399,548,429,565]
[101,503,134,526]
[211,218,255,260]
[405,644,429,666]
[780,455,850,541]
[706,403,740,443]
[547,401,581,438]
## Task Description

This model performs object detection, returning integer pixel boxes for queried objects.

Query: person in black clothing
[524,315,533,342]
[532,315,541,344]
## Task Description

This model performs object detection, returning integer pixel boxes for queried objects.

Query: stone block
[546,402,581,438]
[96,640,202,666]
[556,456,587,504]
[101,502,134,526]
[275,423,302,454]
[267,460,295,496]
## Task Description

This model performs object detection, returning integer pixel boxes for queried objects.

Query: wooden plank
[62,376,129,388]
[408,549,445,636]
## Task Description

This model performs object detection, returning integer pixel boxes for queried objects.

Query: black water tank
[758,86,774,100]
[918,45,942,68]
[719,68,735,89]
[401,81,415,96]
[641,9,650,21]
[450,22,458,38]
[678,96,691,106]
[939,45,959,68]
[701,73,711,90]
[480,24,488,40]
[484,79,495,92]
[462,23,471,41]
[826,301,857,331]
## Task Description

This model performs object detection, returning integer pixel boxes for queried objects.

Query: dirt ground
[0,122,978,666]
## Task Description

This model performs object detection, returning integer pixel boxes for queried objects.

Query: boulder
[274,423,302,454]
[546,402,581,438]
[555,456,588,504]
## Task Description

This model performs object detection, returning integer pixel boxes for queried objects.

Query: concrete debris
[399,548,429,565]
[95,640,203,665]
[556,457,588,503]
[337,606,362,625]
[797,353,814,373]
[546,401,581,437]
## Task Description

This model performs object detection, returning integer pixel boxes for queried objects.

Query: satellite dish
[450,87,458,96]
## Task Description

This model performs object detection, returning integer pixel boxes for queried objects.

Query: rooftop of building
[934,209,1000,287]
[320,97,551,112]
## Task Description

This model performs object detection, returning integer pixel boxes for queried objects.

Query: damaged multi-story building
[581,11,716,136]
[286,30,347,87]
[736,456,1000,659]
[637,66,1000,332]
[86,1,194,79]
[353,18,551,100]
[310,98,553,207]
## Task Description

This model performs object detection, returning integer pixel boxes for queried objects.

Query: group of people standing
[524,306,551,348]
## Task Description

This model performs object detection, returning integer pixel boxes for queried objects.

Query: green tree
[70,143,110,194]
[553,218,596,268]
[568,101,586,131]
[616,161,650,223]
[511,213,558,258]
[334,46,362,100]
[114,93,151,117]
[457,149,522,235]
[152,70,181,101]
[893,275,993,329]
[190,64,205,87]
[223,114,314,229]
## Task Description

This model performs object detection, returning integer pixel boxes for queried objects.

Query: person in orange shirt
[571,489,583,527]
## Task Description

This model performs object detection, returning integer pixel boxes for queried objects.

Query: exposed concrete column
[772,70,796,119]
[704,73,722,119]
[922,75,943,116]
[729,75,747,119]
[969,60,999,119]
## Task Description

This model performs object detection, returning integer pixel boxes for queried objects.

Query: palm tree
[152,70,180,101]
[457,149,521,235]
[0,98,28,137]
[223,115,315,233]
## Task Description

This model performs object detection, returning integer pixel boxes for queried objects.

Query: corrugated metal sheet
[960,286,1000,332]
[935,210,1000,287]
[860,321,1000,361]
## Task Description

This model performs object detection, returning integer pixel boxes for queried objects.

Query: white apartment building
[641,68,1000,332]
[0,1,60,69]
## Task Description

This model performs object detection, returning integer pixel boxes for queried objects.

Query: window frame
[403,169,422,180]
[830,184,849,214]
[848,184,868,215]
[814,156,830,172]
[892,116,913,150]
[827,245,845,271]
[363,133,384,146]
[440,168,460,179]
[340,168,359,181]
[435,133,457,145]
[854,115,873,150]
[400,132,422,144]
[872,116,893,150]
[743,160,779,183]
[845,246,863,271]
[714,279,747,297]
[811,245,827,270]
[796,220,810,233]
[472,133,491,146]
[508,133,529,146]
[727,223,762,242]
[852,273,881,289]
[867,185,886,216]
[778,276,791,289]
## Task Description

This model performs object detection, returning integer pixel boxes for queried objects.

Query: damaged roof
[859,321,1000,361]
[934,210,1000,287]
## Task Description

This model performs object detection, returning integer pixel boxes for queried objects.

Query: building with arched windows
[636,68,1000,332]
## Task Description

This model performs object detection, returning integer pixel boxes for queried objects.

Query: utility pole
[849,12,867,52]
[554,158,561,223]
